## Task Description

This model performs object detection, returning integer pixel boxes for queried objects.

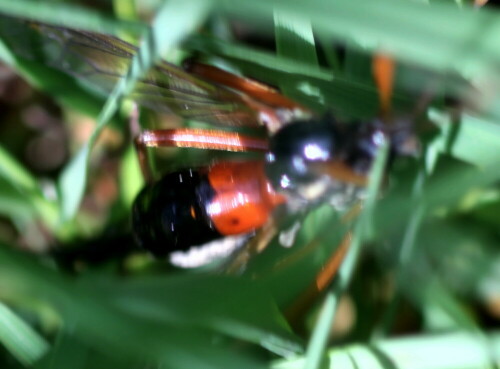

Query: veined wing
[0,17,263,127]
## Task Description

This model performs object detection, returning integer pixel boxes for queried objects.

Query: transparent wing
[0,17,262,127]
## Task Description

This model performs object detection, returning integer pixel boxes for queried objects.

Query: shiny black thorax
[264,115,388,196]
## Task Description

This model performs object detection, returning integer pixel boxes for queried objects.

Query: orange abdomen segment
[206,161,286,236]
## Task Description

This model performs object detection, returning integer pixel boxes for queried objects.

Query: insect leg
[285,231,351,325]
[372,53,395,121]
[221,214,282,275]
[284,204,362,326]
[184,60,306,110]
[134,128,269,181]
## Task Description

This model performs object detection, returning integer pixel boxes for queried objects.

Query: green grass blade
[302,144,389,369]
[303,292,337,369]
[217,0,498,74]
[119,145,144,207]
[58,0,212,220]
[274,10,318,66]
[185,35,333,80]
[0,0,145,35]
[0,145,59,229]
[274,9,319,97]
[0,302,49,366]
[434,112,500,167]
[0,245,266,369]
[0,145,38,192]
[273,331,500,369]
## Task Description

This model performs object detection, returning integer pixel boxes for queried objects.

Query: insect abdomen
[206,161,285,236]
[132,169,221,256]
[132,161,285,257]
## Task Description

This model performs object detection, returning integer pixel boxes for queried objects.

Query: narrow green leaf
[59,145,89,221]
[0,245,265,369]
[274,10,318,66]
[58,0,212,220]
[119,145,143,208]
[0,145,59,229]
[0,0,145,35]
[301,145,389,369]
[185,35,333,80]
[423,280,481,331]
[0,145,39,192]
[0,302,49,366]
[274,9,319,97]
[303,292,337,369]
[447,114,500,167]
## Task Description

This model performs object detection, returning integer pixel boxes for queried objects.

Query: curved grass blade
[59,0,213,220]
[272,331,500,369]
[0,244,266,369]
[0,0,145,36]
[185,35,333,80]
[216,0,500,121]
[294,143,389,369]
[217,0,500,76]
[0,302,49,366]
[274,8,319,98]
[434,112,500,167]
[0,145,59,230]
[90,274,303,356]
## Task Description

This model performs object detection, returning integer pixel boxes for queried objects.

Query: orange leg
[285,231,352,325]
[134,128,269,182]
[184,60,308,111]
[284,204,362,326]
[372,53,395,120]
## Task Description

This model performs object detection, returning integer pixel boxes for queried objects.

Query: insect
[130,58,416,265]
[0,16,418,271]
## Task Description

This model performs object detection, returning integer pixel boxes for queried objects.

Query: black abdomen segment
[132,169,222,257]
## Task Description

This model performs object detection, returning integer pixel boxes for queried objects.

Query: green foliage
[0,0,500,369]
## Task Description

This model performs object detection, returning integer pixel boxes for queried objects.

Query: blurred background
[1,0,500,368]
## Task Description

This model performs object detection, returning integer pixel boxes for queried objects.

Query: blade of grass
[302,142,389,369]
[274,9,320,99]
[217,0,500,76]
[0,145,39,192]
[372,159,426,339]
[274,10,318,66]
[0,145,59,230]
[427,109,500,170]
[90,273,302,356]
[119,145,144,207]
[59,0,212,220]
[0,245,266,369]
[0,0,145,35]
[303,292,337,369]
[0,302,49,366]
[273,331,500,369]
[184,35,333,80]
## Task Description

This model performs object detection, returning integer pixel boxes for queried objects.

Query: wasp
[1,17,419,274]
[130,59,417,267]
